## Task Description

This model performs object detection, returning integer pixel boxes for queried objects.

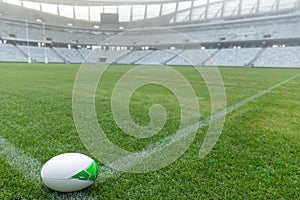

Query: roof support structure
[57,4,60,16]
[238,0,243,15]
[88,3,91,22]
[3,0,300,25]
[130,5,133,22]
[174,1,179,23]
[296,0,300,8]
[144,4,147,19]
[275,0,280,11]
[24,0,191,6]
[256,0,261,13]
[73,5,76,19]
[189,0,195,21]
[205,0,210,19]
[220,0,226,17]
[159,3,163,17]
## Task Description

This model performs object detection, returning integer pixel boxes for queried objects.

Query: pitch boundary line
[0,142,95,200]
[97,72,300,180]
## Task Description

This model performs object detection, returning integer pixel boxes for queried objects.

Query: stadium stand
[107,31,191,46]
[136,50,182,65]
[53,48,83,63]
[117,51,153,64]
[0,18,110,44]
[84,49,130,64]
[0,0,300,68]
[0,43,27,62]
[78,49,91,59]
[211,48,262,67]
[102,17,300,46]
[255,47,300,68]
[185,18,300,43]
[18,46,64,63]
[166,49,217,66]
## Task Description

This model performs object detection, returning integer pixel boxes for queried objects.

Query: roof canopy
[24,0,185,6]
[2,0,299,27]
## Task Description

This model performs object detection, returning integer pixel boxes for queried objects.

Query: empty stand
[117,51,152,64]
[255,47,300,68]
[211,48,262,67]
[18,46,64,63]
[0,44,27,62]
[136,50,181,65]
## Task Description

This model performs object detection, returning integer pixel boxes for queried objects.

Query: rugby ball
[41,153,99,192]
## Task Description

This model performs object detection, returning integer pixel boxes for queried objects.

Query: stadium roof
[21,0,186,6]
[1,0,299,26]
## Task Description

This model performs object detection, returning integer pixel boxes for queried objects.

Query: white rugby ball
[41,153,99,192]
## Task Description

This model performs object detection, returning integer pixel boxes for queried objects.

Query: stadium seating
[255,47,300,68]
[78,49,91,59]
[1,15,300,67]
[1,15,300,45]
[0,43,27,62]
[186,20,300,43]
[211,48,262,67]
[166,49,217,66]
[136,50,181,65]
[83,49,130,64]
[53,48,83,63]
[0,19,45,41]
[117,51,152,64]
[0,18,109,44]
[18,46,64,63]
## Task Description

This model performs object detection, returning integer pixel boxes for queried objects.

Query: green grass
[0,63,299,199]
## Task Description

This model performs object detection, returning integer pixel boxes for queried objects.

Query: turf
[0,63,299,199]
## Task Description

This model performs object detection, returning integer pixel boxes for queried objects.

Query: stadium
[0,0,299,199]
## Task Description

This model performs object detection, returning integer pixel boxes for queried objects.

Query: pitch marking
[96,72,300,181]
[0,138,95,199]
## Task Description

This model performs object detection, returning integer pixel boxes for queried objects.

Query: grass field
[0,63,299,199]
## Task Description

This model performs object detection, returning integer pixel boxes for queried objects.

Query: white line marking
[0,137,95,199]
[96,72,300,181]
[0,137,41,184]
[199,72,300,158]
